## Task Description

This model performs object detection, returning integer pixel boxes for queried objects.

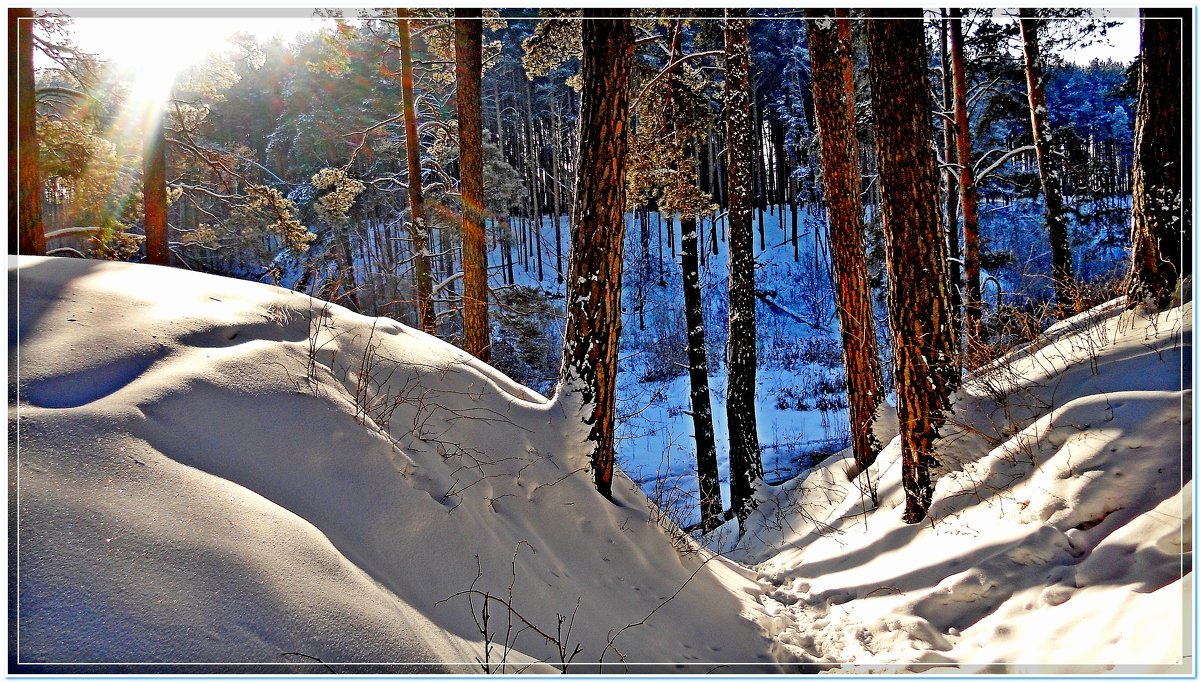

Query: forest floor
[9,255,1191,673]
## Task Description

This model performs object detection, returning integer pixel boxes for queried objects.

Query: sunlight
[64,16,328,111]
[77,18,229,109]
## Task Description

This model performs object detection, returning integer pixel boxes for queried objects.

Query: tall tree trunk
[550,94,564,284]
[523,76,543,281]
[502,218,515,285]
[1018,9,1077,317]
[1127,9,1189,310]
[143,112,170,265]
[398,9,436,334]
[707,130,720,255]
[456,10,489,361]
[753,96,766,249]
[866,10,960,524]
[939,10,963,347]
[949,8,982,351]
[557,11,633,500]
[807,9,885,479]
[9,8,43,255]
[724,14,764,527]
[681,213,721,531]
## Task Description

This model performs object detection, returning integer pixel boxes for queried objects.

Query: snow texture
[10,256,776,672]
[731,298,1192,673]
[9,255,1191,673]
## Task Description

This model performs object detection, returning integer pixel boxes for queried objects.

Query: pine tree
[680,210,722,530]
[866,10,960,524]
[1127,9,1189,310]
[939,11,963,336]
[949,8,983,350]
[397,9,436,334]
[10,8,44,255]
[1018,9,1077,317]
[806,9,884,479]
[143,113,169,265]
[724,14,764,526]
[557,11,633,500]
[455,10,489,360]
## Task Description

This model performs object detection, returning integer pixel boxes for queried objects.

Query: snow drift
[9,256,777,672]
[731,297,1192,673]
[8,255,1191,674]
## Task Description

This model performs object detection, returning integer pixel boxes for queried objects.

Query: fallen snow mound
[734,297,1193,673]
[10,256,779,672]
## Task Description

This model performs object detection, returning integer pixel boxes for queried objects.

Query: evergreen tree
[806,9,884,480]
[398,9,436,334]
[949,8,983,351]
[10,8,44,255]
[724,14,764,527]
[866,9,960,524]
[456,10,489,360]
[142,113,169,265]
[1127,9,1189,309]
[1018,9,1078,317]
[557,10,633,500]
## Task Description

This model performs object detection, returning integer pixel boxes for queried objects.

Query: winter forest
[8,6,1193,674]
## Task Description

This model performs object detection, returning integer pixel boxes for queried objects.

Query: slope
[733,297,1192,673]
[9,256,779,672]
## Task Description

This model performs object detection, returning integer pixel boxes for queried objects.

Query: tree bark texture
[866,11,960,524]
[455,10,489,360]
[9,8,43,255]
[680,214,722,530]
[724,15,764,526]
[949,8,982,350]
[557,11,633,500]
[143,112,170,265]
[398,9,436,334]
[1018,10,1077,318]
[1127,9,1189,309]
[806,9,884,477]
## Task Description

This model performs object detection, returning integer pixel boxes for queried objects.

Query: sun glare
[63,16,328,111]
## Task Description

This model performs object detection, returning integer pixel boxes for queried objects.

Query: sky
[47,8,1140,77]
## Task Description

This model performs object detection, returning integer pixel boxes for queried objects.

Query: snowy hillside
[9,256,1191,673]
[732,297,1192,673]
[10,256,777,672]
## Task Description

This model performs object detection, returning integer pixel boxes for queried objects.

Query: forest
[8,7,1192,673]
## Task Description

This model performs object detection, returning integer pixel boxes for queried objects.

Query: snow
[10,255,1191,672]
[732,299,1192,673]
[10,256,776,672]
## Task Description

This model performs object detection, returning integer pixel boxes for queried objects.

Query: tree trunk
[681,213,722,531]
[456,10,489,361]
[939,10,963,348]
[550,94,564,284]
[1018,9,1077,317]
[398,9,436,334]
[9,8,43,255]
[950,8,983,354]
[724,15,764,527]
[807,9,885,479]
[866,10,960,524]
[1127,9,1188,310]
[143,113,170,265]
[523,77,544,282]
[557,11,633,500]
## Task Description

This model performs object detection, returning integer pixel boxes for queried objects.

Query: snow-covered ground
[730,298,1193,673]
[10,256,777,672]
[9,255,1191,672]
